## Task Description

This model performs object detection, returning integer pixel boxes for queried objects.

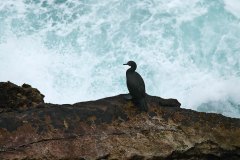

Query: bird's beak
[123,63,128,65]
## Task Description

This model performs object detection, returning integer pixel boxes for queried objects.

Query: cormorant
[123,61,148,111]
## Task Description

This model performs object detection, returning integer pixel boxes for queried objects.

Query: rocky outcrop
[0,82,44,113]
[0,82,239,160]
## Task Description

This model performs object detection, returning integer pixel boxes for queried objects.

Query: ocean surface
[0,0,239,118]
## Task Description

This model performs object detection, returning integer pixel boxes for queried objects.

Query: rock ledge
[0,82,239,160]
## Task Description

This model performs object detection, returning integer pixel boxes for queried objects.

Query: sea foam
[0,0,239,118]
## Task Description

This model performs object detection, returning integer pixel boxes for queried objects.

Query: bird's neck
[127,67,136,72]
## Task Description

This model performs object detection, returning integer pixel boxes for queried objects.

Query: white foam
[0,0,239,118]
[224,0,240,18]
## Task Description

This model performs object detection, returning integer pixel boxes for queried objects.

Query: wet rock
[0,82,239,160]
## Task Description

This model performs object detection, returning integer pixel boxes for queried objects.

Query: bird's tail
[139,98,148,112]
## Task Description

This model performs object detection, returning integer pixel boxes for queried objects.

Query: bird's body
[124,61,148,111]
[126,70,145,100]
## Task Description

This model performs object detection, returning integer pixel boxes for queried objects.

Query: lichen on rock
[0,81,44,113]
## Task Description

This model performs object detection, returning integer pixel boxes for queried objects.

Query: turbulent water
[0,0,240,118]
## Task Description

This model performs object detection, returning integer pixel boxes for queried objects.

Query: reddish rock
[0,82,239,160]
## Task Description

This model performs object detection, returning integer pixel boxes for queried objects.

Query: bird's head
[123,61,137,67]
[123,61,137,70]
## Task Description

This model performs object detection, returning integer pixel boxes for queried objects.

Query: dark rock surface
[0,82,239,160]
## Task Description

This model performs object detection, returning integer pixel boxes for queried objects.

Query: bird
[123,61,148,112]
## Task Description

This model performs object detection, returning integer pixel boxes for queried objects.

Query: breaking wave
[0,0,239,118]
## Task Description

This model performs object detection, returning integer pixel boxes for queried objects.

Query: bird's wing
[127,72,146,97]
[135,72,145,91]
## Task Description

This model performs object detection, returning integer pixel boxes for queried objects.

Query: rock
[0,81,44,113]
[0,82,239,160]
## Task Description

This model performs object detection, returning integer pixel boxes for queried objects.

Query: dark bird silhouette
[123,61,148,112]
